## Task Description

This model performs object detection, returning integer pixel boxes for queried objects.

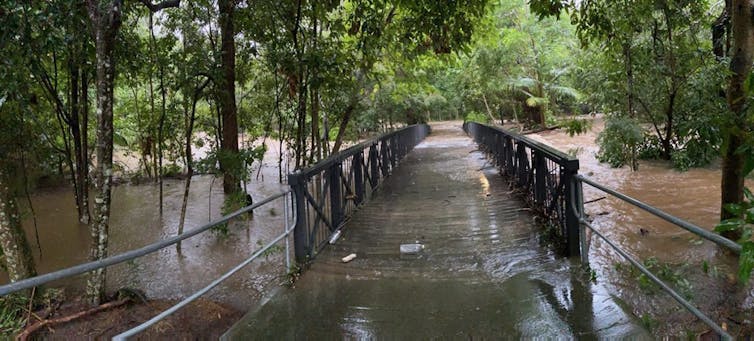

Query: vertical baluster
[380,139,390,177]
[329,162,343,230]
[369,144,379,188]
[534,151,546,204]
[353,152,364,205]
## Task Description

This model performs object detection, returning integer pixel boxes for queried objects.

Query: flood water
[529,116,753,334]
[225,122,647,338]
[3,142,293,311]
[5,119,749,335]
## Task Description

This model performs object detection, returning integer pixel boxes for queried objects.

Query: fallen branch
[17,299,130,341]
[584,196,606,204]
[522,126,560,135]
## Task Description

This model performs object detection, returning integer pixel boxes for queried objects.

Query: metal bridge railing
[463,121,581,256]
[463,121,735,339]
[289,124,431,263]
[0,189,295,340]
[571,175,736,340]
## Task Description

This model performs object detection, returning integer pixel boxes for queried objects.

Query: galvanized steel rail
[0,190,291,297]
[570,177,734,339]
[289,124,431,263]
[576,174,741,253]
[113,197,296,340]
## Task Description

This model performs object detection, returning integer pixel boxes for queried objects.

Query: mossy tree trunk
[0,168,37,284]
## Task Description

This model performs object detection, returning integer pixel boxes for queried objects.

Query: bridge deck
[224,123,646,338]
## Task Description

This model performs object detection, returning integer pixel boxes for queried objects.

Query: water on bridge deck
[224,122,648,339]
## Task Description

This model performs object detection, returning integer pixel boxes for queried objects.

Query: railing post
[534,151,546,204]
[288,172,310,264]
[369,144,379,188]
[353,152,365,205]
[563,159,581,257]
[329,163,343,230]
[390,135,397,168]
[380,139,390,176]
[504,136,513,174]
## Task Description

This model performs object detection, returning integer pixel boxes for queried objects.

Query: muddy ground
[26,298,241,340]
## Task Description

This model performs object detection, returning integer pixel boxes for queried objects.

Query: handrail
[579,218,732,339]
[465,122,578,164]
[296,126,413,177]
[463,121,581,256]
[113,192,296,340]
[0,189,291,297]
[289,124,430,263]
[576,174,741,253]
[570,176,733,339]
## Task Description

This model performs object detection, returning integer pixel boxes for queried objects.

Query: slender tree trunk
[721,0,754,238]
[85,0,121,306]
[178,79,209,252]
[482,93,495,123]
[69,52,91,225]
[623,41,638,171]
[332,104,355,155]
[80,68,91,225]
[310,86,320,162]
[218,0,240,194]
[0,168,37,284]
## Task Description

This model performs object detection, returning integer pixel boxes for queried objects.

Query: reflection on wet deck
[224,122,648,338]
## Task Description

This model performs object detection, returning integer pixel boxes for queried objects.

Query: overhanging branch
[137,0,180,12]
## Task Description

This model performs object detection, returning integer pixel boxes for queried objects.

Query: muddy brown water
[3,151,293,311]
[528,117,751,267]
[5,119,749,336]
[529,116,754,334]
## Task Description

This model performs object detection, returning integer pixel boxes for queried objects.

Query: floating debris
[400,243,424,255]
[342,253,357,263]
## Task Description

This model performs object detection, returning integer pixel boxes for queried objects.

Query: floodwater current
[1,143,292,310]
[224,122,648,338]
[4,119,748,336]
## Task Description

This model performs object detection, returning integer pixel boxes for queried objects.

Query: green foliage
[634,257,693,300]
[640,313,658,333]
[0,294,29,336]
[714,187,754,284]
[257,240,284,259]
[211,190,251,236]
[561,118,591,137]
[464,111,490,124]
[596,116,643,168]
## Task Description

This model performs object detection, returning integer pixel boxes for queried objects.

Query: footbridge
[0,122,739,339]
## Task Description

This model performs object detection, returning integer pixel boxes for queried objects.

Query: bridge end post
[288,172,310,264]
[563,159,581,258]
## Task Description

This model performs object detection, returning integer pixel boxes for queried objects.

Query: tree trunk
[0,168,37,284]
[218,0,240,194]
[178,79,209,252]
[85,0,121,306]
[623,41,638,171]
[721,0,754,239]
[69,50,91,225]
[331,104,355,155]
[80,68,91,225]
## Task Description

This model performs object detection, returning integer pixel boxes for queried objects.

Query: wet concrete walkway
[224,122,647,338]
